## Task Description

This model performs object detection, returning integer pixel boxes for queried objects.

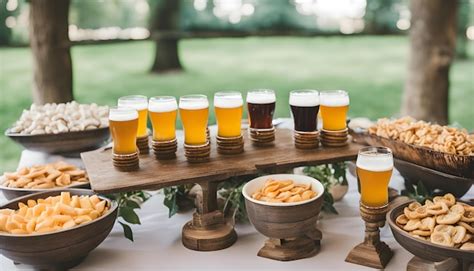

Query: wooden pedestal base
[249,127,275,146]
[321,128,349,147]
[294,130,320,149]
[184,141,211,163]
[112,151,139,172]
[345,203,393,269]
[216,134,244,155]
[136,135,150,154]
[152,138,177,160]
[258,228,322,261]
[407,256,460,271]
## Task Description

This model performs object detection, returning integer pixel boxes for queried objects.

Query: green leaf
[125,199,141,209]
[163,187,179,218]
[119,206,141,224]
[118,221,134,242]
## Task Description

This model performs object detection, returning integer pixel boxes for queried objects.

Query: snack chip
[251,179,317,203]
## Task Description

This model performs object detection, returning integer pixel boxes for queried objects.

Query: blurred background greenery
[0,0,473,172]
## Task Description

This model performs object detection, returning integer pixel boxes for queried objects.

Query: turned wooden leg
[345,203,393,269]
[182,181,237,251]
[407,256,459,271]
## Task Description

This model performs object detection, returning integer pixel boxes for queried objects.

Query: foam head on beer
[289,90,320,132]
[320,90,350,131]
[246,89,276,129]
[179,95,209,145]
[214,91,243,137]
[109,107,139,154]
[118,95,148,137]
[356,147,393,207]
[149,96,178,141]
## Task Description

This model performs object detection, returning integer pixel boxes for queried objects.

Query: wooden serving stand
[81,128,360,252]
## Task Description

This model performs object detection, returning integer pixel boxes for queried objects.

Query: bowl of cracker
[0,189,117,269]
[1,161,90,200]
[6,102,110,155]
[387,193,473,266]
[242,174,324,240]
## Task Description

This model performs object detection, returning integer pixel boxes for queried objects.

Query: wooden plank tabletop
[81,129,361,194]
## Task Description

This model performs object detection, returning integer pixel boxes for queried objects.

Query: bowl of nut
[242,174,324,261]
[387,194,473,267]
[0,189,117,269]
[6,102,110,155]
[1,161,90,200]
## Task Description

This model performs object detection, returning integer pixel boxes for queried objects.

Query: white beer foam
[118,97,148,110]
[109,109,138,121]
[356,153,393,172]
[289,92,320,107]
[214,96,243,108]
[179,99,209,110]
[246,91,276,104]
[149,99,177,113]
[320,92,350,107]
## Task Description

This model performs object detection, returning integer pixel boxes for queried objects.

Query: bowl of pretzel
[367,117,473,179]
[1,161,90,200]
[0,189,117,269]
[387,194,474,266]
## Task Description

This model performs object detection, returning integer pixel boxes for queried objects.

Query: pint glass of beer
[149,96,178,141]
[289,90,320,132]
[179,95,209,145]
[109,107,139,154]
[246,89,276,129]
[118,95,148,137]
[356,146,393,207]
[214,91,243,138]
[320,90,349,131]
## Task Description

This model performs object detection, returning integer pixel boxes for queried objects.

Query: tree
[29,0,73,104]
[401,0,458,125]
[149,0,182,73]
[456,0,469,59]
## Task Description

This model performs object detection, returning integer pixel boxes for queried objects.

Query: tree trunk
[29,0,73,104]
[150,0,182,73]
[401,0,458,125]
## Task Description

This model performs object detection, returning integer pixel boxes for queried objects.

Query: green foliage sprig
[105,191,151,241]
[401,181,433,203]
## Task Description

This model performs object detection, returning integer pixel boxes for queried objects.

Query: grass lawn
[0,36,473,172]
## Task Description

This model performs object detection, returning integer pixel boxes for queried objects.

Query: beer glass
[246,89,276,129]
[289,90,320,132]
[118,95,148,137]
[149,96,178,141]
[320,90,349,131]
[179,95,209,145]
[109,107,139,154]
[356,146,393,207]
[214,91,243,138]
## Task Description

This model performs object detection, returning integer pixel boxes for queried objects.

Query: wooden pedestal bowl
[243,174,325,261]
[387,201,474,270]
[0,181,90,200]
[0,189,118,269]
[5,127,110,156]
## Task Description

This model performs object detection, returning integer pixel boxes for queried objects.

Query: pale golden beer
[179,95,209,145]
[214,91,243,137]
[118,95,148,137]
[148,96,178,141]
[320,90,349,131]
[356,147,393,207]
[109,107,139,154]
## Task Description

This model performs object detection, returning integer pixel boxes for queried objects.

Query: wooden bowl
[0,189,118,269]
[365,134,473,179]
[5,127,110,156]
[387,200,474,264]
[242,174,324,239]
[394,159,473,198]
[0,181,90,200]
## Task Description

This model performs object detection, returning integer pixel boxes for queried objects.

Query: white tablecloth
[1,124,473,271]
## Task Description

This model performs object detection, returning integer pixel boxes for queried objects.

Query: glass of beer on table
[117,95,148,138]
[319,90,349,131]
[109,106,139,158]
[356,146,393,208]
[179,95,209,145]
[289,89,320,149]
[214,91,243,138]
[247,89,276,129]
[149,96,178,141]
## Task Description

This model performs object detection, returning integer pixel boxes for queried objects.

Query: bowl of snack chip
[6,102,110,155]
[242,174,324,240]
[1,161,90,200]
[387,194,473,266]
[0,189,117,269]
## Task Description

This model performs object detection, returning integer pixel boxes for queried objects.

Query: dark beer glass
[246,89,276,129]
[289,90,320,132]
